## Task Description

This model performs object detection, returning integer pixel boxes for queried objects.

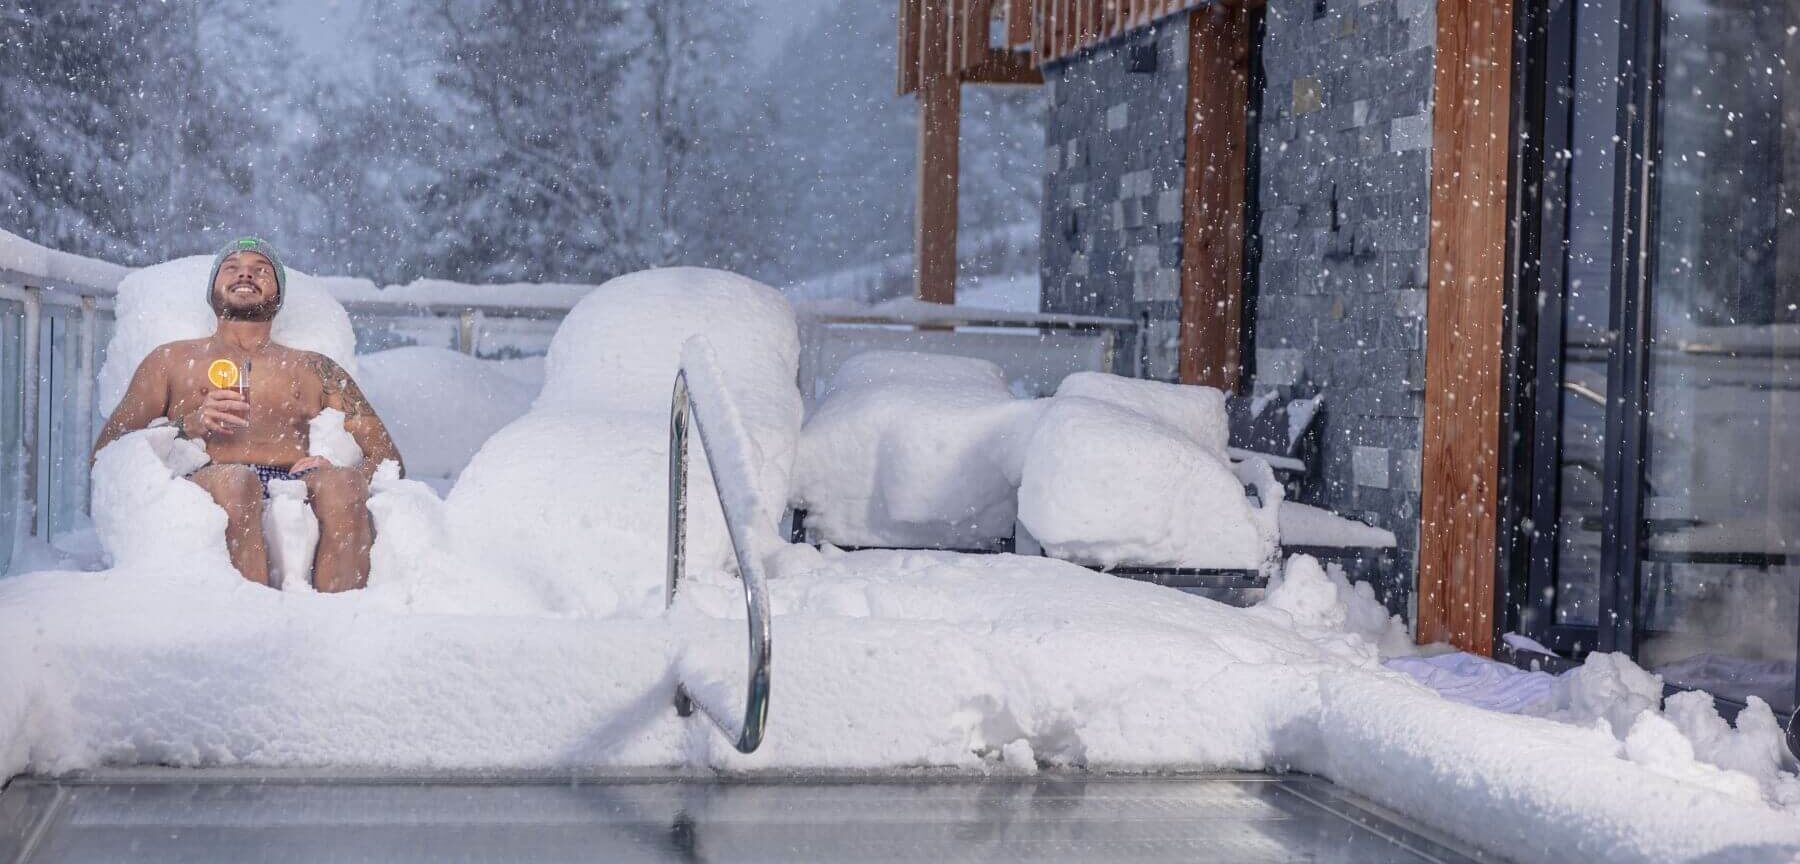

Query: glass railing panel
[0,298,23,576]
[40,304,86,539]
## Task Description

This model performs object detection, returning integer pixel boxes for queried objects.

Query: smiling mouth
[230,284,259,296]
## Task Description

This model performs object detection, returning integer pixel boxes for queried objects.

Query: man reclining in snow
[93,238,403,592]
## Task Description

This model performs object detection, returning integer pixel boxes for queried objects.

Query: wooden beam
[915,0,960,304]
[1006,0,1033,48]
[1030,0,1045,65]
[1417,0,1515,654]
[958,0,989,72]
[899,0,922,95]
[1051,0,1065,57]
[915,76,961,304]
[945,0,965,76]
[960,48,1045,85]
[1177,1,1250,390]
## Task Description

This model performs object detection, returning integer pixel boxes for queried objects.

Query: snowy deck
[6,249,1800,863]
[0,772,1484,864]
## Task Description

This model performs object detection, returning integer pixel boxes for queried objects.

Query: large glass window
[1518,0,1800,714]
[1635,0,1800,711]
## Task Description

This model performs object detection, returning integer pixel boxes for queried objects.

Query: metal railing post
[666,372,695,719]
[457,310,479,355]
[20,285,41,538]
[665,366,773,755]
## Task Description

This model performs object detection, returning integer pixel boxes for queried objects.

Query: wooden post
[916,0,961,304]
[900,0,923,94]
[1177,1,1250,389]
[1417,0,1515,653]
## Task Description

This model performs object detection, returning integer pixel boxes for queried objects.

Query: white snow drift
[6,260,1800,864]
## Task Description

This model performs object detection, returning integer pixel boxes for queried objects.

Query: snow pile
[1053,371,1231,455]
[1543,654,1800,809]
[1389,645,1800,811]
[1308,672,1800,864]
[1254,555,1415,660]
[6,546,1800,861]
[0,228,130,289]
[443,267,802,617]
[792,352,1041,548]
[1541,650,1667,736]
[1277,501,1397,548]
[1017,374,1278,570]
[89,426,232,574]
[1665,690,1800,806]
[307,408,363,468]
[356,346,542,487]
[98,256,362,415]
[262,480,318,592]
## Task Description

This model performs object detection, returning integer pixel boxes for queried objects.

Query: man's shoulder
[285,347,344,371]
[145,338,208,364]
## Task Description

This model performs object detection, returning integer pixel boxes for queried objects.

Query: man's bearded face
[211,251,281,322]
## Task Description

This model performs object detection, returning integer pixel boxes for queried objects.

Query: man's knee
[305,467,368,520]
[191,464,262,514]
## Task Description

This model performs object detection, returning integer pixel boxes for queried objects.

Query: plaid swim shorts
[250,463,297,491]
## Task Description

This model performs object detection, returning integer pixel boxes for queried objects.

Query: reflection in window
[1638,0,1800,712]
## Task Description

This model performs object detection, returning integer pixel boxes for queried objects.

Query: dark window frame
[1502,0,1800,734]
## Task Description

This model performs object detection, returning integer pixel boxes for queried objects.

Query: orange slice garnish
[207,359,239,389]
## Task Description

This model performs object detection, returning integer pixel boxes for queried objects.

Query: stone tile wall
[1254,0,1435,616]
[1040,18,1191,382]
[1039,0,1438,618]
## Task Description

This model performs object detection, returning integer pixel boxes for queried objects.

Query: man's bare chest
[167,353,324,438]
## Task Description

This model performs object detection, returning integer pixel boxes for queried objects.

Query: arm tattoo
[304,354,374,419]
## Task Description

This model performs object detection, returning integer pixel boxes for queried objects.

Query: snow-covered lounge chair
[92,257,371,591]
[790,351,1040,552]
[91,263,803,613]
[789,356,1396,593]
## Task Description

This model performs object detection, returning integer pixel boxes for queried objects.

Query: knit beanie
[207,236,287,315]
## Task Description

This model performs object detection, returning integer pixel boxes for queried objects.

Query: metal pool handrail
[665,368,772,754]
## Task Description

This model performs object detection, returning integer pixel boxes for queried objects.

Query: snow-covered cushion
[444,267,803,617]
[1016,389,1279,571]
[789,363,1276,569]
[792,351,1042,549]
[1053,371,1231,457]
